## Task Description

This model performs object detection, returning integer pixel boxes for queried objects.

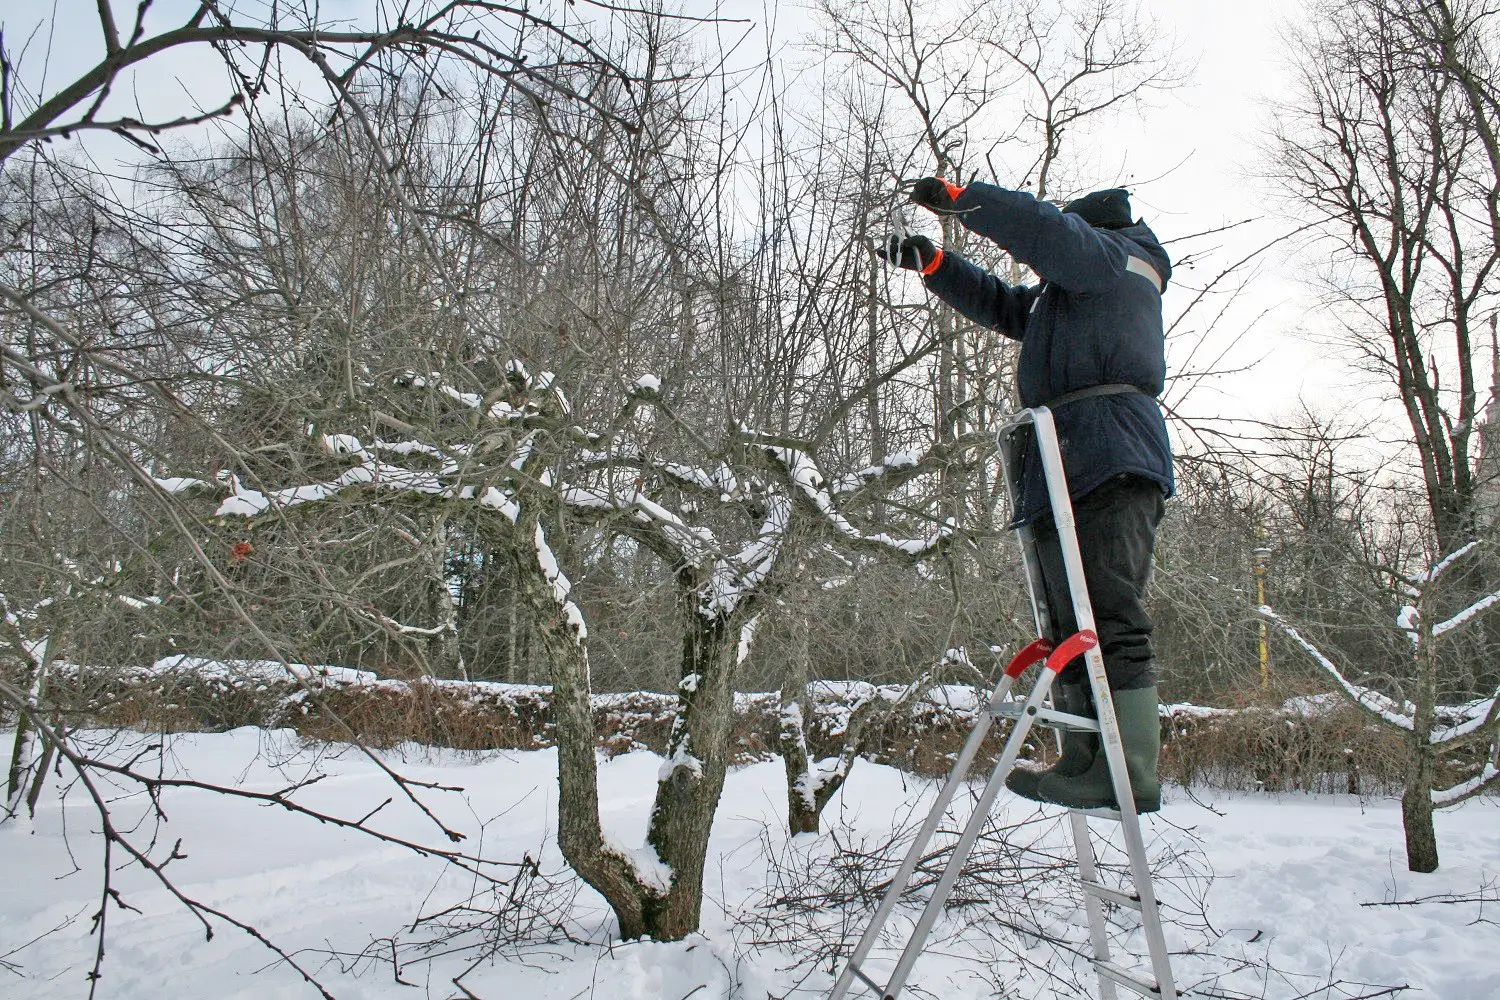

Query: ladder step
[1072,805,1123,822]
[845,960,891,999]
[1081,878,1142,910]
[989,702,1101,732]
[1094,959,1161,996]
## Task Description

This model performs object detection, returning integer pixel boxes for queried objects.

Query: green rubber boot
[1036,686,1161,813]
[1005,683,1097,802]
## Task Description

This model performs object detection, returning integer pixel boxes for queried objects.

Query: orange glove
[876,234,944,275]
[907,177,967,213]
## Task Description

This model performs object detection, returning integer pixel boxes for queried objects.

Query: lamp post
[1253,546,1272,690]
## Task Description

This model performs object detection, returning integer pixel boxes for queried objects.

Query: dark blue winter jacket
[921,182,1174,524]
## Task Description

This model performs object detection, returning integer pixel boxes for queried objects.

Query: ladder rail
[1070,810,1120,1000]
[996,418,1052,643]
[829,668,1022,1000]
[830,406,1179,1000]
[878,662,1065,999]
[1017,407,1178,1000]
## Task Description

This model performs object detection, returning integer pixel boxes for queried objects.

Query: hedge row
[4,656,1434,796]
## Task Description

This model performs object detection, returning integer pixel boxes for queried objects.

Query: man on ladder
[877,180,1172,813]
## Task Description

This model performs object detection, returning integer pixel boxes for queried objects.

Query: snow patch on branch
[441,385,482,408]
[832,448,922,494]
[320,433,363,456]
[372,439,446,460]
[737,615,760,666]
[367,610,451,638]
[702,496,789,618]
[533,523,586,643]
[153,476,208,494]
[115,595,163,611]
[479,487,519,522]
[768,446,947,555]
[791,760,820,813]
[604,838,673,893]
[714,463,739,498]
[1396,605,1421,649]
[662,462,717,491]
[1433,586,1500,636]
[1432,763,1499,806]
[658,736,704,781]
[1259,605,1415,730]
[510,431,538,472]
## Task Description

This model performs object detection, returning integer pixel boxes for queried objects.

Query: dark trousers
[1030,475,1165,692]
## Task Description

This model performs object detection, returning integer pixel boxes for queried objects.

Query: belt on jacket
[1041,383,1150,409]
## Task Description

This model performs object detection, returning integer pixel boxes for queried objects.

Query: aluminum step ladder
[830,405,1178,1000]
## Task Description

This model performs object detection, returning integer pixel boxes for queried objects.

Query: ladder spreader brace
[830,405,1179,1000]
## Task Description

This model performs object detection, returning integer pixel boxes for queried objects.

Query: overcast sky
[752,0,1385,447]
[8,0,1387,447]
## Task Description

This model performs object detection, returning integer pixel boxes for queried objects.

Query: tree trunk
[643,592,745,937]
[426,516,466,679]
[1403,631,1440,873]
[778,606,820,834]
[5,636,51,814]
[5,723,33,812]
[507,582,521,682]
[1401,769,1439,873]
[865,236,886,526]
[505,512,664,938]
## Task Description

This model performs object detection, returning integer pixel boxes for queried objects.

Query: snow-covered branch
[533,522,587,644]
[560,482,717,565]
[1431,763,1499,807]
[1409,540,1479,585]
[763,444,951,557]
[362,609,453,639]
[214,449,453,518]
[830,448,922,495]
[1258,606,1415,730]
[1431,688,1497,738]
[1432,585,1500,636]
[702,495,790,618]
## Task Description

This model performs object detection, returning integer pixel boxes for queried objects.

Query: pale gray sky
[7,0,1373,445]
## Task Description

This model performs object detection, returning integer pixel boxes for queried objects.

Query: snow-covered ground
[2,728,1496,999]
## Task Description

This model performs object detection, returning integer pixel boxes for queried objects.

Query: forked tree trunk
[777,604,892,835]
[505,512,666,938]
[507,504,766,940]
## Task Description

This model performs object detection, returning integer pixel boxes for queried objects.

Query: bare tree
[1269,0,1499,553]
[970,0,1187,201]
[0,0,721,984]
[1263,0,1500,870]
[1261,544,1500,872]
